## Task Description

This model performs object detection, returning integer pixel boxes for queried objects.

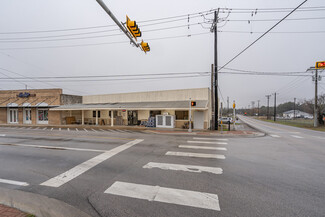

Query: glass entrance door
[8,109,18,124]
[23,108,32,124]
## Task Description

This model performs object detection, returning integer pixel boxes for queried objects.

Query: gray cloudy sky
[0,0,324,108]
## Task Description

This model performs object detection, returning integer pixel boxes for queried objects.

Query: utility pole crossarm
[96,0,139,47]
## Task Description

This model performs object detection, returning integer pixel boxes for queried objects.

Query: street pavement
[0,122,324,217]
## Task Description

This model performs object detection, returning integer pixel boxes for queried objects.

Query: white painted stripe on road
[92,129,97,132]
[0,178,29,186]
[187,140,227,145]
[59,128,61,131]
[67,128,70,131]
[50,128,53,131]
[179,145,227,151]
[0,134,6,137]
[115,129,125,133]
[40,139,144,187]
[99,129,105,132]
[270,135,280,138]
[291,135,304,139]
[75,128,79,131]
[4,143,107,153]
[193,137,228,141]
[143,162,223,174]
[83,128,88,132]
[105,181,220,211]
[166,151,225,159]
[35,127,39,130]
[43,127,47,130]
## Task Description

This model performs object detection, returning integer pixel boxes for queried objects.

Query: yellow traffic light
[316,61,325,69]
[126,15,141,40]
[141,40,150,53]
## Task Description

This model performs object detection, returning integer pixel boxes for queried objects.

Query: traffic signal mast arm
[95,0,139,48]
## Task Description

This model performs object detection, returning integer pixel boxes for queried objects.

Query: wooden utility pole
[266,95,271,120]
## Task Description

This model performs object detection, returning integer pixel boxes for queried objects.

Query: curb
[146,130,265,138]
[0,187,91,217]
[238,116,267,136]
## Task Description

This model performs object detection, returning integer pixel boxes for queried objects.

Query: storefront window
[38,109,48,121]
[175,111,188,120]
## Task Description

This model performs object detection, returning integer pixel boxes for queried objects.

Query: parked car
[219,117,233,124]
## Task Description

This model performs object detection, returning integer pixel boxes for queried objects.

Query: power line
[219,30,325,34]
[226,17,325,22]
[219,0,308,71]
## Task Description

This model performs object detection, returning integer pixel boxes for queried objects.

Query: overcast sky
[0,0,324,108]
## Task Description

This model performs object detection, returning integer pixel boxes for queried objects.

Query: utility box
[156,115,175,128]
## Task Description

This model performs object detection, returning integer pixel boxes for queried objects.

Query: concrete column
[82,110,84,125]
[111,110,114,127]
[96,110,98,125]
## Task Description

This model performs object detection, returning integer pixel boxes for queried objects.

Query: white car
[219,117,233,124]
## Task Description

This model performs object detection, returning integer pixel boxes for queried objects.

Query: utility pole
[188,98,192,133]
[266,95,271,120]
[251,101,255,116]
[273,92,277,121]
[314,69,318,127]
[227,96,229,117]
[211,64,215,130]
[293,98,296,119]
[213,9,219,130]
[257,100,260,117]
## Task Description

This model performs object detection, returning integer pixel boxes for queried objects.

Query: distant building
[283,110,313,119]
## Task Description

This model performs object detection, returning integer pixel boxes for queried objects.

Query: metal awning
[50,100,208,111]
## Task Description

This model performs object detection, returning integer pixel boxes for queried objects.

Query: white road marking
[83,128,88,132]
[105,181,220,211]
[3,143,106,153]
[40,139,144,187]
[0,178,29,186]
[35,127,39,130]
[179,145,227,151]
[59,128,61,131]
[43,127,47,130]
[99,129,105,132]
[166,151,225,159]
[187,140,227,145]
[270,134,280,138]
[143,162,223,174]
[291,135,304,139]
[115,129,125,133]
[27,127,32,129]
[0,134,6,137]
[67,128,70,131]
[50,128,53,131]
[75,128,79,131]
[92,129,97,132]
[193,137,228,141]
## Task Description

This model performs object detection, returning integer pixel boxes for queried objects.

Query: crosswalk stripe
[193,137,228,141]
[187,140,227,145]
[0,178,29,186]
[270,134,280,138]
[75,128,79,131]
[43,127,47,130]
[92,129,97,132]
[291,135,304,139]
[59,128,61,131]
[104,181,220,211]
[40,139,144,187]
[84,128,88,132]
[35,127,39,130]
[166,151,225,159]
[99,129,105,132]
[179,145,227,151]
[50,128,53,131]
[67,128,70,131]
[143,162,223,174]
[115,129,125,133]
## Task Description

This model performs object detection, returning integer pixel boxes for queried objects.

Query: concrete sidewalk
[0,187,91,217]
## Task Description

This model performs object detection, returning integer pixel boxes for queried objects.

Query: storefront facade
[51,88,212,129]
[0,89,81,125]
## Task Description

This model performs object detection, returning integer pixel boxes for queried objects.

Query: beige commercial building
[0,89,81,125]
[52,88,212,129]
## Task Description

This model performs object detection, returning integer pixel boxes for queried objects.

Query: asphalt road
[0,123,324,217]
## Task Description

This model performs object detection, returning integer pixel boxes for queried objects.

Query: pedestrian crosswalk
[104,136,227,213]
[0,126,145,134]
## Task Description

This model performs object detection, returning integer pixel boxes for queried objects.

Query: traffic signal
[126,15,141,40]
[191,101,196,107]
[316,61,325,69]
[141,40,150,53]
